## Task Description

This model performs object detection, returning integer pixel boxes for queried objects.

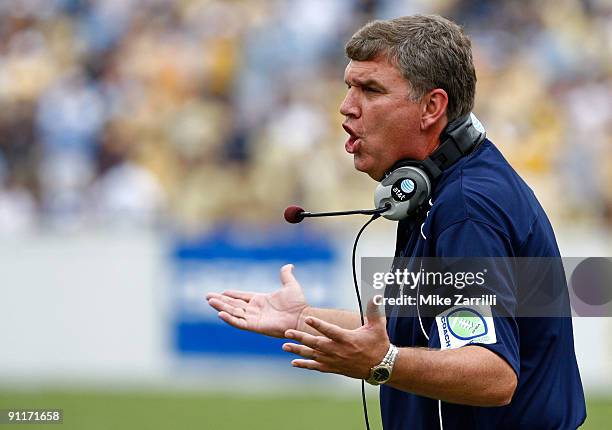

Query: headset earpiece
[374,165,431,221]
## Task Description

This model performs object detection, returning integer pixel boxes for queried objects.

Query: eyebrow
[344,77,386,91]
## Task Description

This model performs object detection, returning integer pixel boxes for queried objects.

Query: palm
[243,281,307,337]
[206,264,308,338]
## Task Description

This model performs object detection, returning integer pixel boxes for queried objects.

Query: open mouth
[343,124,361,154]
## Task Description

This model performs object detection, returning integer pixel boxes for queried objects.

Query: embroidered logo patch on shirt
[436,305,497,350]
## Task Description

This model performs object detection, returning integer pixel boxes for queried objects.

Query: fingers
[280,264,297,287]
[218,311,248,330]
[290,359,328,372]
[365,297,386,326]
[207,297,246,319]
[284,329,326,350]
[303,317,348,342]
[282,342,319,360]
[222,290,256,302]
[207,293,248,310]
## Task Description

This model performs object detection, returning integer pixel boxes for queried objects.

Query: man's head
[340,15,476,180]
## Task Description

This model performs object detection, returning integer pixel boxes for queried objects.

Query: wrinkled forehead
[343,57,408,88]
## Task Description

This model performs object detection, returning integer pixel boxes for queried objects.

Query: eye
[364,86,379,93]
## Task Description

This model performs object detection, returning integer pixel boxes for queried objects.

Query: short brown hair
[345,15,476,121]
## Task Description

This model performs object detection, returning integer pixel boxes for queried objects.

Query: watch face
[373,367,391,382]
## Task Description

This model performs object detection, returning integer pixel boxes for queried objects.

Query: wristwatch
[366,343,399,385]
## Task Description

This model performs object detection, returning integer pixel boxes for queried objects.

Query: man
[207,15,586,429]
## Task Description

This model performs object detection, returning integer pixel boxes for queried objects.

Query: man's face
[340,56,425,181]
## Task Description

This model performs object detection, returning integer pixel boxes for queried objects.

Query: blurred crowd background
[0,0,611,236]
[1,4,612,426]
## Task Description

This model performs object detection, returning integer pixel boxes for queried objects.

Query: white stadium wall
[0,228,610,394]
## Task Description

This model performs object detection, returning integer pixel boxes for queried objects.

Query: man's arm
[388,345,517,406]
[283,312,517,407]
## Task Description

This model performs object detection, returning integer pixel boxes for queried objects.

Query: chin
[354,160,383,182]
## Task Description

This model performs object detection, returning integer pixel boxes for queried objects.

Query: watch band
[366,343,399,385]
[382,343,399,368]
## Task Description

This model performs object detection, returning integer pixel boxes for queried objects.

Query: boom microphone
[284,204,391,224]
[283,202,390,430]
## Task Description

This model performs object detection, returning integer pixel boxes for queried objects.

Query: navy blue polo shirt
[381,140,586,429]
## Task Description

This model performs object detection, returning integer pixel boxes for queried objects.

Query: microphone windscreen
[284,205,305,224]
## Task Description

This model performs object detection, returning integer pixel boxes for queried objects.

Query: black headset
[374,113,486,221]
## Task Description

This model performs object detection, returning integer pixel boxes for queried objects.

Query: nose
[339,88,360,118]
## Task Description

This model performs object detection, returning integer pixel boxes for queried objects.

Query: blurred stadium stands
[0,0,610,235]
[0,2,611,428]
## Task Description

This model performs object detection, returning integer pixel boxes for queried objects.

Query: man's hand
[282,301,389,380]
[206,264,309,338]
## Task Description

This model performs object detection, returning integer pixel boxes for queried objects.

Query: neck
[417,118,448,160]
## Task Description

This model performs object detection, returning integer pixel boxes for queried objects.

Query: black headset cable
[352,213,381,430]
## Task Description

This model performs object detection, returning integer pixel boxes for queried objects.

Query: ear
[420,89,448,131]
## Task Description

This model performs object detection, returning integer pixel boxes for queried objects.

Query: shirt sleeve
[426,219,521,378]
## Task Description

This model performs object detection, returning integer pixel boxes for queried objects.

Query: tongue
[345,137,360,154]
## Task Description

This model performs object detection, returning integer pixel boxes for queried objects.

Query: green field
[0,390,609,429]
